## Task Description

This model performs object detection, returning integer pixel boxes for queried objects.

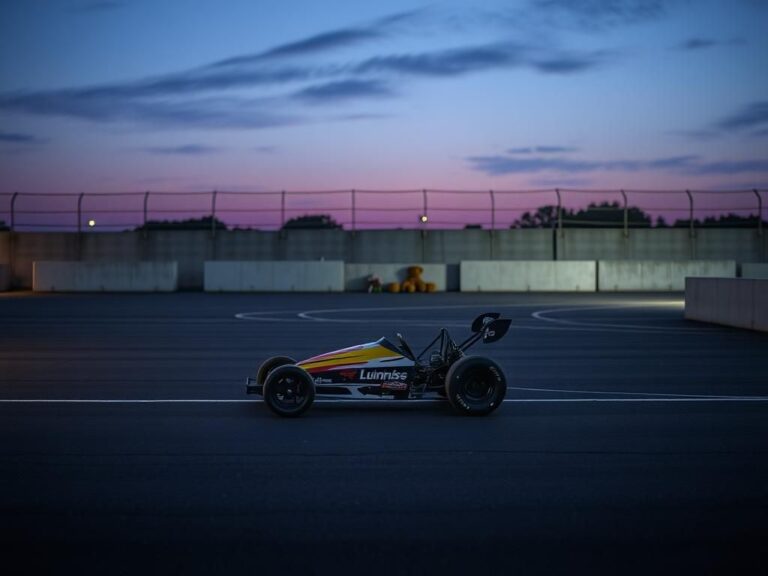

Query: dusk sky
[1,0,767,198]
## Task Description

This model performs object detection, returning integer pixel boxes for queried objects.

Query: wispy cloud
[530,0,668,29]
[0,7,614,130]
[294,80,394,103]
[0,91,300,129]
[508,145,578,154]
[211,8,425,67]
[0,131,44,144]
[468,151,768,176]
[144,144,219,155]
[676,37,718,50]
[674,37,746,51]
[715,100,768,131]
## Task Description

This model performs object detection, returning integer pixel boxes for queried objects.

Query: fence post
[77,192,85,234]
[351,189,356,233]
[142,191,150,238]
[77,192,85,261]
[489,189,495,260]
[620,189,628,238]
[211,190,218,238]
[10,192,18,231]
[555,188,563,237]
[489,189,495,231]
[685,189,695,238]
[9,192,18,287]
[754,189,763,237]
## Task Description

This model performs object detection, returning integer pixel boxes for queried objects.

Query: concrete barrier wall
[598,260,736,291]
[460,261,596,292]
[4,229,765,289]
[685,277,768,332]
[345,263,447,291]
[0,265,9,291]
[33,261,178,292]
[204,261,344,292]
[742,263,768,279]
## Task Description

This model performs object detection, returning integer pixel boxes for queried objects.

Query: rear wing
[458,312,511,351]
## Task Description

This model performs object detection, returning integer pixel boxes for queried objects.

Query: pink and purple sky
[0,0,767,227]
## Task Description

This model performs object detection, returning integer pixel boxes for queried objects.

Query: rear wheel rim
[460,367,497,408]
[270,375,308,411]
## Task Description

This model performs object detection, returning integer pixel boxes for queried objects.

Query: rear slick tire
[263,365,315,418]
[445,356,506,416]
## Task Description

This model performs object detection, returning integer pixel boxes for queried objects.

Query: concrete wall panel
[685,277,768,332]
[460,261,596,292]
[33,261,178,292]
[204,261,344,292]
[598,260,736,291]
[742,263,768,279]
[344,263,447,291]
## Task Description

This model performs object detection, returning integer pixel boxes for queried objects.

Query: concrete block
[685,277,768,332]
[598,260,736,291]
[742,263,768,279]
[33,261,178,292]
[344,263,447,291]
[460,261,596,292]
[204,261,344,292]
[0,264,9,291]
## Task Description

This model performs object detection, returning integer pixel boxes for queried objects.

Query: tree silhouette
[135,216,227,231]
[514,202,651,228]
[282,214,341,230]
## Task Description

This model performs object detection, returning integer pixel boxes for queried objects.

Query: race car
[246,312,511,417]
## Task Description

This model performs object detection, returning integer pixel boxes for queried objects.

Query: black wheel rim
[269,375,309,412]
[460,367,497,408]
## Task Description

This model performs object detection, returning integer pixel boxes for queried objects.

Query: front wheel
[263,365,315,417]
[256,355,296,386]
[445,356,506,416]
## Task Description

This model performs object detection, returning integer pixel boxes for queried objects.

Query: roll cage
[395,312,511,373]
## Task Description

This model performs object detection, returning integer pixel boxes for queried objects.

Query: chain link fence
[0,188,765,234]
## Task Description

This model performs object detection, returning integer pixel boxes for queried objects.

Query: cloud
[355,43,525,76]
[531,53,607,73]
[508,145,578,154]
[0,91,300,129]
[211,8,425,67]
[144,144,219,155]
[530,0,668,28]
[0,131,44,144]
[294,80,394,103]
[467,151,768,176]
[0,6,614,130]
[676,37,718,51]
[674,37,746,51]
[533,0,669,24]
[715,100,768,131]
[688,159,768,175]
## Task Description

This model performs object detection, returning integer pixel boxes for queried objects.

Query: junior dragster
[246,312,511,417]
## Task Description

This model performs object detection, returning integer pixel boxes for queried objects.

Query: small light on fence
[88,219,96,227]
[419,215,428,223]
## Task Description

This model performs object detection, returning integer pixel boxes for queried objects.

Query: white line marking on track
[530,304,706,334]
[506,386,754,399]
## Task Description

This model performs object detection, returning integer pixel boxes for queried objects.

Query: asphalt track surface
[2,292,767,574]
